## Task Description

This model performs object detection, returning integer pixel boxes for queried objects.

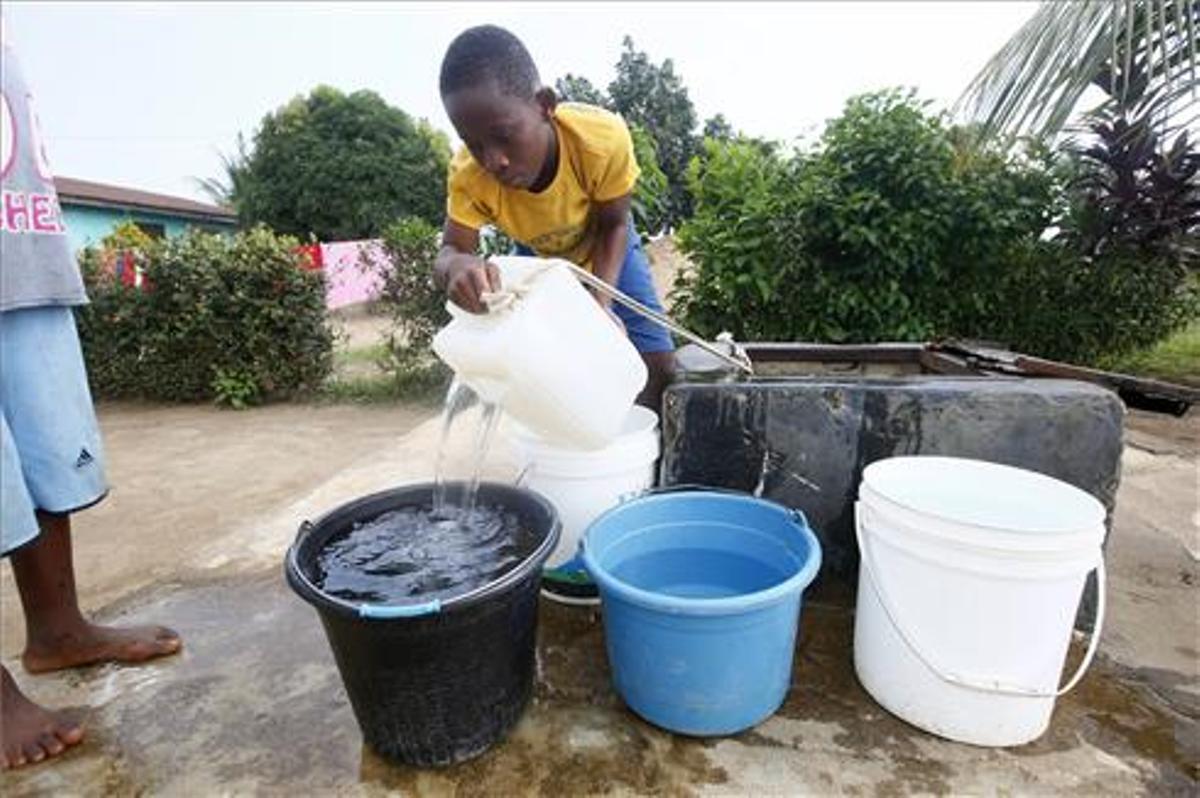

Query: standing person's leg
[1,307,181,770]
[610,227,675,413]
[0,665,84,769]
[1,410,83,769]
[13,511,181,673]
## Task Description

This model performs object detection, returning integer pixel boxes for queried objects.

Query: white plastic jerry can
[431,256,648,450]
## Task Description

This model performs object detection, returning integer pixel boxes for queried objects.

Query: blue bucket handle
[358,599,442,619]
[292,520,443,620]
[592,485,758,559]
[642,483,745,498]
[640,484,810,526]
[579,484,814,563]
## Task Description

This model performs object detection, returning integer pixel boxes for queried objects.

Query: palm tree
[957,0,1198,142]
[192,133,251,209]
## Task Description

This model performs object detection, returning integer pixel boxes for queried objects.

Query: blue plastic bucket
[581,490,822,736]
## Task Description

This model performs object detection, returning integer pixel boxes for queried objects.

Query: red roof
[54,176,236,223]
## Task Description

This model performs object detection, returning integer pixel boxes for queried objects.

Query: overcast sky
[3,1,1038,202]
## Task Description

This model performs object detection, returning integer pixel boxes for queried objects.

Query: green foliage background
[77,226,334,405]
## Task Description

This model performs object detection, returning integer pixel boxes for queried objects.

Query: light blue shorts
[1,306,108,555]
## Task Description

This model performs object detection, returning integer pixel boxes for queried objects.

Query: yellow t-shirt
[446,103,640,270]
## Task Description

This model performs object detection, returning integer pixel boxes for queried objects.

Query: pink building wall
[320,239,387,309]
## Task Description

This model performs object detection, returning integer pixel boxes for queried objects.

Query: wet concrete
[2,573,1195,796]
[2,406,1197,795]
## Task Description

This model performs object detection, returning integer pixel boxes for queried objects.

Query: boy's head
[440,25,557,190]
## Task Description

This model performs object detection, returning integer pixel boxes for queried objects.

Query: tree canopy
[214,86,450,241]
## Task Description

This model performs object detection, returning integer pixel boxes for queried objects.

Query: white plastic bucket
[432,256,648,450]
[853,456,1106,747]
[509,406,660,571]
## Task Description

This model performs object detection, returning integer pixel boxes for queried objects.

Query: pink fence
[320,239,387,309]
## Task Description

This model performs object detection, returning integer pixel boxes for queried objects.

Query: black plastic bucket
[285,482,560,766]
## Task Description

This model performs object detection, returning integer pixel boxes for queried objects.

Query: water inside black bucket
[314,504,538,605]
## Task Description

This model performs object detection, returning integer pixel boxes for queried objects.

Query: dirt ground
[0,401,434,653]
[330,304,390,352]
[644,235,690,309]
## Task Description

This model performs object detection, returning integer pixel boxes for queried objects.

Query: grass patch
[1102,320,1200,387]
[318,374,407,403]
[334,342,388,368]
[317,369,449,405]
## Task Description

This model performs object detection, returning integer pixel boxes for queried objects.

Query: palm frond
[190,133,251,209]
[192,175,233,206]
[957,0,1199,142]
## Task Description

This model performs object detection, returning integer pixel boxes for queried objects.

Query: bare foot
[22,622,182,674]
[1,665,84,769]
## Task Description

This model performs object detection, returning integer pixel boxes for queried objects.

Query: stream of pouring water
[313,378,529,604]
[432,378,502,520]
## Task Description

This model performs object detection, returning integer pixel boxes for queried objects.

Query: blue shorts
[515,223,675,354]
[1,306,108,555]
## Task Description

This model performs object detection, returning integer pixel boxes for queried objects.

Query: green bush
[674,89,1197,362]
[221,86,450,241]
[975,242,1199,363]
[77,226,333,404]
[478,225,514,259]
[630,124,671,240]
[673,136,791,338]
[370,216,452,392]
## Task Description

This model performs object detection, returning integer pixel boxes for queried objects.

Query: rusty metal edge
[732,340,1196,415]
[742,342,926,364]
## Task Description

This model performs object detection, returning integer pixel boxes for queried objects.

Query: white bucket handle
[855,503,1105,698]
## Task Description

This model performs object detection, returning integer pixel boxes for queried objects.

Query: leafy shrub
[211,368,262,409]
[478,224,514,259]
[951,239,1197,362]
[1065,115,1199,263]
[100,219,158,252]
[673,137,790,338]
[370,216,452,392]
[981,100,1200,362]
[630,124,671,240]
[77,226,333,404]
[675,89,1197,363]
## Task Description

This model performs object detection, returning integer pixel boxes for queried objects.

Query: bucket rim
[861,456,1106,537]
[857,493,1104,554]
[508,405,659,449]
[857,506,1103,580]
[285,481,561,620]
[508,406,660,478]
[512,437,661,480]
[580,491,822,616]
[854,499,1104,554]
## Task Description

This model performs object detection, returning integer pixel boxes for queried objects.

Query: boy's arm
[435,219,500,314]
[588,193,634,308]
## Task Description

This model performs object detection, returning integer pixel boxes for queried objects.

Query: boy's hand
[445,257,502,314]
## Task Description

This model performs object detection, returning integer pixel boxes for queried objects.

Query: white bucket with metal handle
[853,456,1106,747]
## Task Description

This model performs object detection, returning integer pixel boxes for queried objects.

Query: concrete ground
[1,401,1196,796]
